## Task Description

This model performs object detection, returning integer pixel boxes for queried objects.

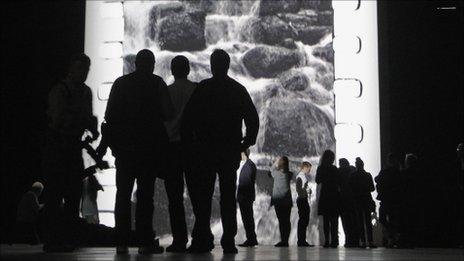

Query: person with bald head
[105,49,173,255]
[182,49,259,254]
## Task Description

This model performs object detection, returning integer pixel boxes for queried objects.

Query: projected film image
[120,0,334,245]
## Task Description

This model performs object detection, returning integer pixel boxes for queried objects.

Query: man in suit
[105,49,173,255]
[237,149,258,247]
[181,49,259,254]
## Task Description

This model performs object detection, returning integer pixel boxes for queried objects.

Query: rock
[257,0,301,16]
[205,18,230,45]
[278,11,318,30]
[240,16,296,46]
[278,38,298,49]
[279,70,310,91]
[317,11,333,26]
[312,42,334,63]
[123,54,136,75]
[157,10,206,51]
[306,85,333,105]
[309,60,334,90]
[301,0,332,11]
[257,98,335,158]
[242,46,304,78]
[148,2,184,40]
[181,0,215,13]
[296,26,331,45]
[251,83,284,113]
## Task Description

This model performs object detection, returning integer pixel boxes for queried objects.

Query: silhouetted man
[338,158,358,247]
[105,49,173,255]
[350,157,377,248]
[182,49,259,254]
[375,153,401,248]
[237,149,258,247]
[42,53,98,252]
[163,55,196,252]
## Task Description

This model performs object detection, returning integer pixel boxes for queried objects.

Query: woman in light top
[269,156,293,247]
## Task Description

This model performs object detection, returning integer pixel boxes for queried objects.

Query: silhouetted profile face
[171,55,190,79]
[68,54,90,84]
[355,157,364,170]
[321,150,335,166]
[135,49,155,74]
[210,49,230,78]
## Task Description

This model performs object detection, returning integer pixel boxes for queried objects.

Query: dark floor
[1,245,463,261]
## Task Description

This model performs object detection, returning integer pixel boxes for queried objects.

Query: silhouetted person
[181,49,259,254]
[375,153,401,248]
[397,153,419,248]
[105,49,173,255]
[338,158,358,248]
[351,157,377,248]
[269,156,293,247]
[42,53,98,252]
[81,175,103,224]
[237,149,258,247]
[163,55,196,253]
[16,182,44,245]
[316,150,340,248]
[296,162,312,247]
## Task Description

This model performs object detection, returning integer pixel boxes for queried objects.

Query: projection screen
[85,0,380,245]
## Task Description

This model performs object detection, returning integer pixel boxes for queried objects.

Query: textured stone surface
[240,16,296,46]
[313,42,334,63]
[123,54,136,75]
[157,11,206,51]
[242,46,304,78]
[148,2,184,40]
[257,0,301,16]
[278,70,310,91]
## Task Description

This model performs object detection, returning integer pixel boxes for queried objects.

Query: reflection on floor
[1,245,463,261]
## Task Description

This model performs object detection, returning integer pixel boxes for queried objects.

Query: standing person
[375,153,401,248]
[16,182,44,245]
[296,162,313,247]
[316,150,340,248]
[42,53,99,252]
[338,158,358,248]
[269,157,293,247]
[80,175,103,224]
[351,157,377,248]
[237,149,258,247]
[163,55,196,253]
[105,49,173,255]
[181,49,259,254]
[397,153,419,248]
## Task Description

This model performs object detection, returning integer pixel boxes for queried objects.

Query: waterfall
[117,0,337,246]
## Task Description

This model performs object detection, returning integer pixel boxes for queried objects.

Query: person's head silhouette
[355,157,364,170]
[405,153,418,169]
[320,150,335,166]
[171,55,190,79]
[67,53,90,84]
[210,49,230,78]
[339,158,350,168]
[135,49,155,74]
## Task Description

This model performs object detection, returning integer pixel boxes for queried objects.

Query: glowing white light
[100,59,123,83]
[334,79,362,98]
[333,35,361,54]
[101,18,124,42]
[332,0,360,11]
[99,42,123,59]
[97,83,113,101]
[335,123,363,143]
[100,2,123,18]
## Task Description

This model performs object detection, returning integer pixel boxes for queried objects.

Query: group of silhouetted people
[24,48,463,255]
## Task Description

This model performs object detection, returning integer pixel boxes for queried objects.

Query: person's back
[237,158,257,203]
[165,78,196,142]
[376,165,401,206]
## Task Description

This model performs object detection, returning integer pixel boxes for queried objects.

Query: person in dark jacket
[237,149,258,247]
[351,157,377,248]
[338,158,358,248]
[42,53,99,252]
[397,153,419,248]
[375,153,401,248]
[181,49,259,254]
[269,156,293,247]
[296,162,313,247]
[105,49,173,255]
[316,150,341,248]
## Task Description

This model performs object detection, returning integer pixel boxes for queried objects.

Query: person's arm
[181,85,202,144]
[105,78,126,126]
[82,86,99,140]
[296,177,304,196]
[158,78,174,121]
[315,168,322,184]
[368,173,375,192]
[240,86,259,150]
[251,162,257,185]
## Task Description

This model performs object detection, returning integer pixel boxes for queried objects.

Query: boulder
[257,98,335,158]
[123,54,136,75]
[317,10,333,26]
[278,11,318,30]
[296,26,331,45]
[278,70,310,91]
[148,2,184,40]
[251,83,284,113]
[157,10,206,51]
[181,0,215,13]
[240,16,296,46]
[306,85,333,105]
[242,46,304,78]
[278,38,298,49]
[312,42,334,63]
[301,0,332,11]
[257,0,301,16]
[205,18,230,45]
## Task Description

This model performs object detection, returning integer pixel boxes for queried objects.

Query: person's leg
[364,210,374,246]
[330,214,339,246]
[114,157,136,247]
[323,214,330,246]
[239,201,257,243]
[358,209,367,246]
[218,167,238,248]
[135,171,156,246]
[62,173,83,245]
[297,198,309,244]
[42,173,65,245]
[164,143,188,247]
[274,205,288,245]
[282,205,292,243]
